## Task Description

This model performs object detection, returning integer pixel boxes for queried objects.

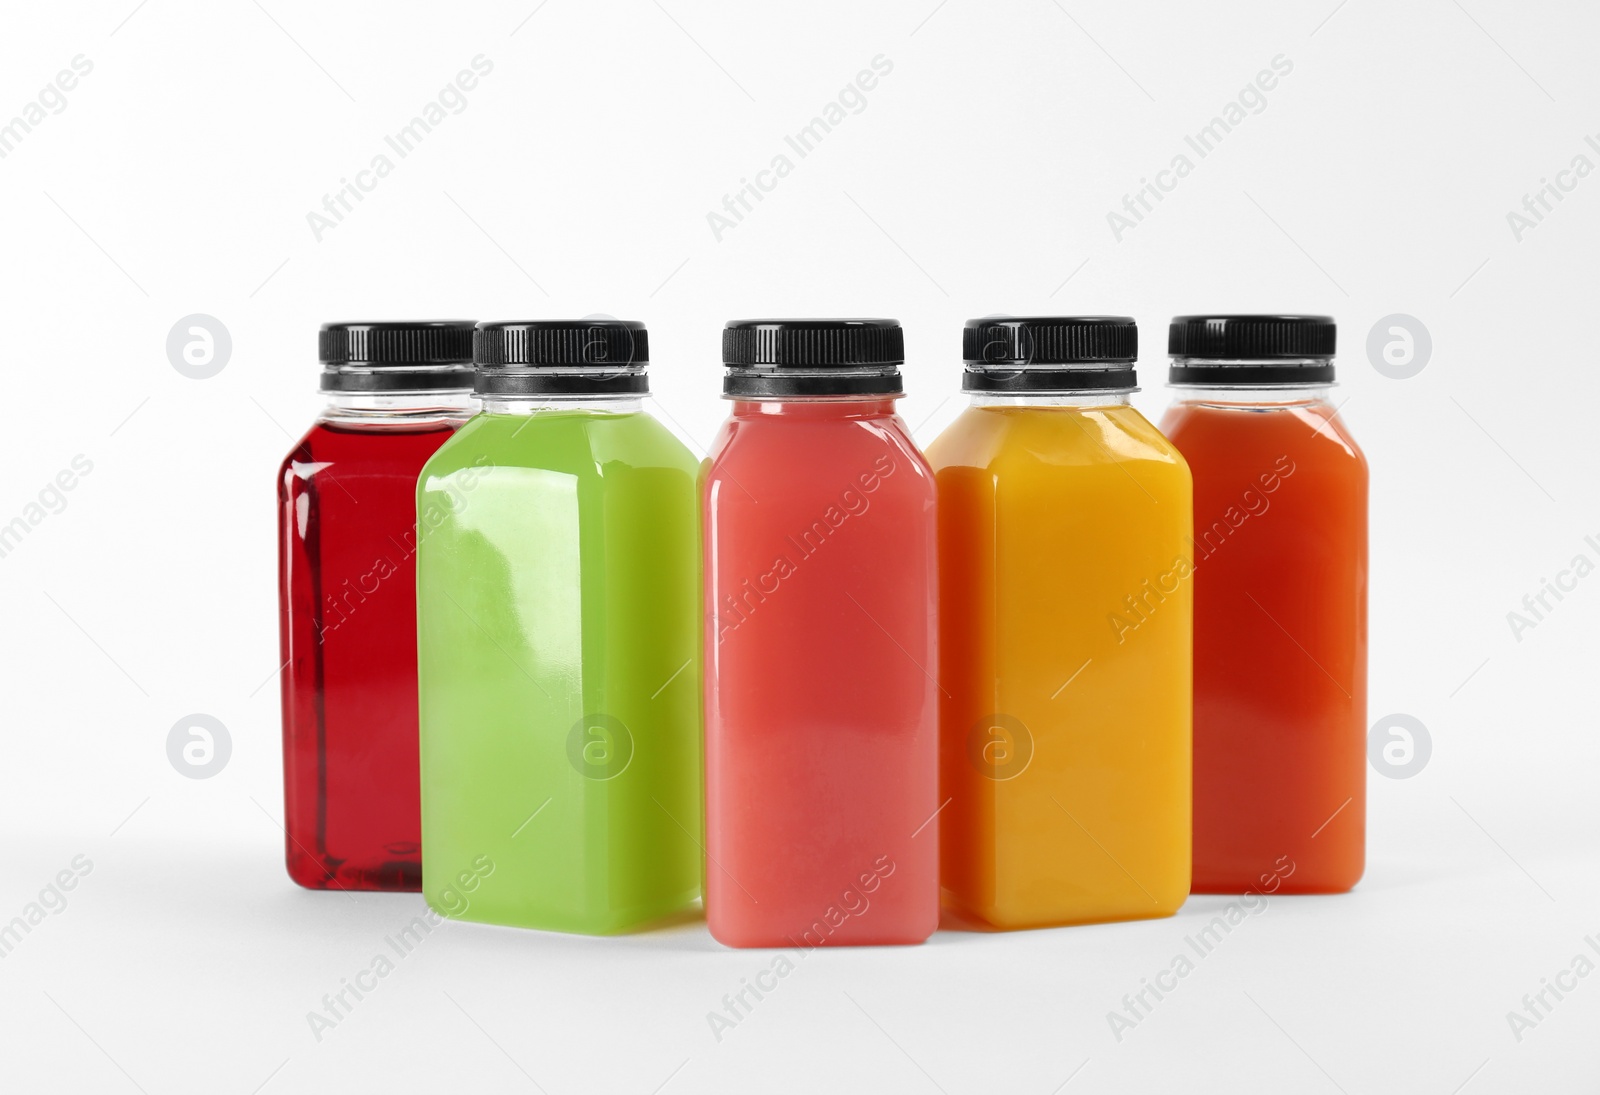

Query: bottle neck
[1168,383,1335,408]
[320,390,476,425]
[969,390,1131,409]
[480,393,645,416]
[729,395,902,419]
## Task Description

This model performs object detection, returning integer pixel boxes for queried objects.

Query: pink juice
[703,319,940,948]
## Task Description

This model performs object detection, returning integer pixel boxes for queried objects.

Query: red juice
[1161,315,1367,893]
[278,321,475,891]
[703,319,939,948]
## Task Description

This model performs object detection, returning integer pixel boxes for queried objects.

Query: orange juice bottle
[927,317,1192,929]
[1160,315,1366,893]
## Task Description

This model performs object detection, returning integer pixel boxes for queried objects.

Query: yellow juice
[928,399,1192,929]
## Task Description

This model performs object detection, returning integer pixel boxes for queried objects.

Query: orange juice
[928,317,1192,929]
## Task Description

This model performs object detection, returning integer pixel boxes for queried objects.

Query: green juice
[416,404,703,933]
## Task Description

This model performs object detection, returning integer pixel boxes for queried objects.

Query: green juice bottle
[416,319,702,933]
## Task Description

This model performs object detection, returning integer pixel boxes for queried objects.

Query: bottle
[279,320,477,890]
[703,319,939,948]
[1160,315,1367,893]
[928,316,1192,929]
[416,319,702,933]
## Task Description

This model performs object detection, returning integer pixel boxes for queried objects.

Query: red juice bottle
[703,319,939,948]
[1160,315,1368,893]
[278,321,476,890]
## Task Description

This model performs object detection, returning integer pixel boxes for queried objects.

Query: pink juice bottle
[703,319,939,948]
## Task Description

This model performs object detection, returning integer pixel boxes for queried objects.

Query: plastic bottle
[279,320,476,891]
[416,319,703,933]
[1161,314,1367,893]
[703,319,940,948]
[929,316,1192,929]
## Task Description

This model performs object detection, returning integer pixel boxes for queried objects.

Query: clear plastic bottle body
[702,396,940,947]
[415,392,704,932]
[1160,381,1368,893]
[928,388,1194,928]
[278,390,474,890]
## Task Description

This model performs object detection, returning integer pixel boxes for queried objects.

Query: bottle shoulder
[1163,400,1366,473]
[421,409,697,482]
[928,403,1187,474]
[282,419,455,491]
[706,411,932,492]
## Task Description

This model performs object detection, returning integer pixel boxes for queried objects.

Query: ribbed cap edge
[1168,315,1336,359]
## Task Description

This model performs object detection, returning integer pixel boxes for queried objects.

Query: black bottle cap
[1167,315,1336,386]
[474,319,649,396]
[962,316,1137,392]
[319,321,476,392]
[722,319,904,397]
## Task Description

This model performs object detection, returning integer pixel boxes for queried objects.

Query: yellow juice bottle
[927,317,1192,930]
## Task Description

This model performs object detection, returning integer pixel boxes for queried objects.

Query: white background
[1,0,1597,1091]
